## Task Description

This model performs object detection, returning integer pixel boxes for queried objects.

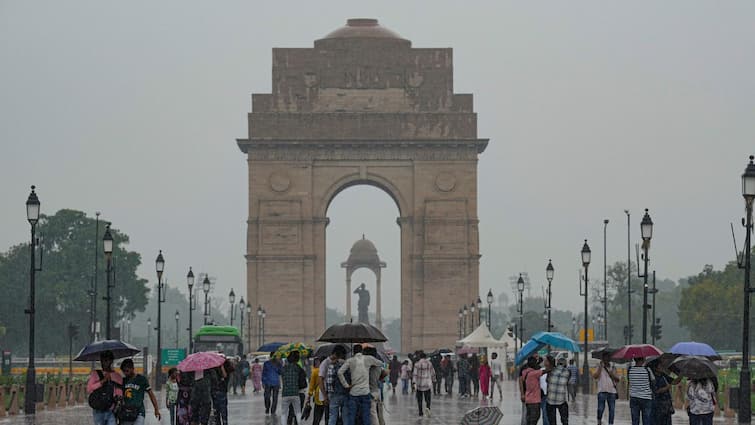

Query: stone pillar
[376,268,382,329]
[346,271,352,322]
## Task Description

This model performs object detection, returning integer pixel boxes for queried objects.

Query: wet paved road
[0,380,738,425]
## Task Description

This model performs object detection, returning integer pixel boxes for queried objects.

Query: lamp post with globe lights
[154,251,165,389]
[239,297,246,339]
[580,240,591,394]
[476,297,482,328]
[738,155,755,423]
[186,268,195,353]
[470,302,476,329]
[229,289,236,326]
[517,274,525,346]
[24,186,42,414]
[202,276,211,325]
[546,260,554,332]
[246,304,252,351]
[486,290,494,330]
[103,224,114,339]
[638,209,654,343]
[458,309,463,339]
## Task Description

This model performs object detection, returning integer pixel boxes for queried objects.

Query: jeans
[401,378,409,394]
[444,375,454,394]
[264,385,279,414]
[281,396,301,425]
[491,376,503,398]
[168,403,176,425]
[313,403,328,425]
[568,383,577,401]
[546,402,569,425]
[212,392,228,425]
[416,389,431,415]
[597,392,617,424]
[541,398,550,425]
[328,394,347,425]
[120,413,145,425]
[92,410,117,425]
[630,397,653,425]
[346,394,371,425]
[459,376,468,395]
[526,402,541,425]
[688,412,714,425]
[470,375,479,396]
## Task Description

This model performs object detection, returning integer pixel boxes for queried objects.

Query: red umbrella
[611,344,663,360]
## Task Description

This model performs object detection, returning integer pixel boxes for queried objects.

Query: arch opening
[325,184,402,352]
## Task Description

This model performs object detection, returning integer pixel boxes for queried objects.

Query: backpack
[88,370,115,411]
[328,360,350,395]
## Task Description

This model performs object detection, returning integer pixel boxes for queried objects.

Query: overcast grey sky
[1,1,754,319]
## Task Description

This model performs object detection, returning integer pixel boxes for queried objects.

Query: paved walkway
[0,380,738,424]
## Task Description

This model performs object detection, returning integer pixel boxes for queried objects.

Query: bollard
[45,383,55,410]
[8,385,19,415]
[57,383,66,409]
[0,386,6,417]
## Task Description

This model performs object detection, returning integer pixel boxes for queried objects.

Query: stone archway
[237,18,487,352]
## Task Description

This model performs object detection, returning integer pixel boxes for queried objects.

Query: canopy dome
[347,235,380,264]
[317,19,411,48]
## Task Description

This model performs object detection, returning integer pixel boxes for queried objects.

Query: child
[166,367,179,425]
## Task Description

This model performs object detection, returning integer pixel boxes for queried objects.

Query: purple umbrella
[669,342,721,360]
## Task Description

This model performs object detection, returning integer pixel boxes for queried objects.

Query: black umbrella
[74,339,140,361]
[312,343,349,359]
[591,347,617,360]
[317,322,387,343]
[430,348,453,357]
[669,355,718,380]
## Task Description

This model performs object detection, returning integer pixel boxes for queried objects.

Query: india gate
[237,18,488,352]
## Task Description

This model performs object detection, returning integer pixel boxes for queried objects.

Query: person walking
[324,345,349,425]
[520,356,545,425]
[307,357,328,425]
[545,356,570,425]
[685,378,716,425]
[540,365,550,425]
[652,361,679,425]
[400,361,411,395]
[457,354,471,398]
[262,353,282,415]
[119,359,161,425]
[389,355,401,395]
[251,358,263,393]
[280,351,307,425]
[479,356,492,398]
[489,352,504,400]
[469,354,480,398]
[627,357,655,425]
[413,351,436,417]
[211,359,232,425]
[364,346,387,425]
[238,355,250,395]
[165,368,179,425]
[175,371,193,425]
[338,344,383,425]
[592,353,620,425]
[431,354,442,395]
[190,368,215,425]
[566,359,579,403]
[86,350,123,425]
[228,357,238,395]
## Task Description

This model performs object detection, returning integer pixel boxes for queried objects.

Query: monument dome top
[321,18,408,42]
[346,234,381,265]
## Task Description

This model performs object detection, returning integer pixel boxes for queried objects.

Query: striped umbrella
[461,406,503,425]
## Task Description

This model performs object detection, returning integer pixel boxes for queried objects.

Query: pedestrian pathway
[0,380,738,424]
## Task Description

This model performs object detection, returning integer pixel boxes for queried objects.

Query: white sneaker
[425,407,431,417]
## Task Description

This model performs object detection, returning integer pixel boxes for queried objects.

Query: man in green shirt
[120,359,162,425]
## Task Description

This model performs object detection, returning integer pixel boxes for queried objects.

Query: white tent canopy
[496,331,521,350]
[456,323,508,348]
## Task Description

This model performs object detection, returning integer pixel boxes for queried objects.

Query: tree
[0,209,149,355]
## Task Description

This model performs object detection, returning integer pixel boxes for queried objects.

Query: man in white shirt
[338,345,382,425]
[489,352,504,400]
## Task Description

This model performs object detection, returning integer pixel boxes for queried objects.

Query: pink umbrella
[611,344,663,361]
[177,351,226,372]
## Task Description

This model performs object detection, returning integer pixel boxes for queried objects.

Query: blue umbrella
[531,332,582,352]
[669,342,721,360]
[257,342,287,352]
[74,340,140,361]
[515,339,545,366]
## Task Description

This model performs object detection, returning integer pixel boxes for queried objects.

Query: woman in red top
[86,351,124,425]
[520,356,545,425]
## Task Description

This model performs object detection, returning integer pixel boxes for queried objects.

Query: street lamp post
[24,186,41,414]
[103,224,114,339]
[203,276,211,325]
[639,209,654,344]
[581,240,592,394]
[458,309,463,339]
[257,306,262,347]
[229,289,236,326]
[625,210,632,344]
[239,297,246,340]
[155,251,165,390]
[546,260,554,332]
[517,274,525,347]
[246,304,252,352]
[261,309,266,344]
[90,211,100,344]
[147,317,151,354]
[186,268,195,353]
[476,297,482,328]
[470,303,476,329]
[175,310,179,348]
[486,289,494,330]
[738,155,755,424]
[603,219,609,342]
[462,305,468,335]
[571,317,577,340]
